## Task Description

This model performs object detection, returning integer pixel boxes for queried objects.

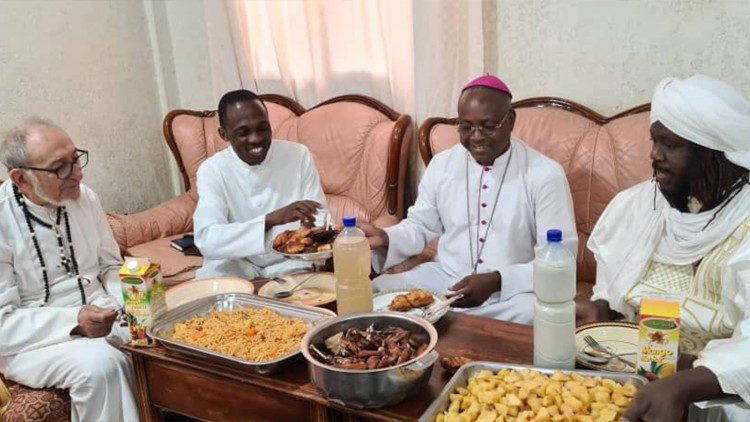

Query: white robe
[373,139,578,323]
[590,180,750,404]
[0,180,138,422]
[194,140,327,279]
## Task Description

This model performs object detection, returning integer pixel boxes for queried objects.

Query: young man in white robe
[578,75,750,420]
[0,119,138,421]
[362,76,577,324]
[193,89,326,279]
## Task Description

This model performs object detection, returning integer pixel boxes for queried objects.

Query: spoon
[273,274,315,299]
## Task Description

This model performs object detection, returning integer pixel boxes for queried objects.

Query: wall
[0,0,174,213]
[489,0,750,115]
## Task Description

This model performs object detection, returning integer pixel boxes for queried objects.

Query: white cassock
[194,140,327,279]
[373,139,578,323]
[0,181,138,422]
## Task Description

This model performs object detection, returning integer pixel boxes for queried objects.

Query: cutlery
[583,335,636,369]
[420,294,464,319]
[274,274,316,299]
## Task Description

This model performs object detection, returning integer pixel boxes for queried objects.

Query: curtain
[204,0,485,121]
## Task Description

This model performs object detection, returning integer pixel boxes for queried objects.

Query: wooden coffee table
[124,312,533,421]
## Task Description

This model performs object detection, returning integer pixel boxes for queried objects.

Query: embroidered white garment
[193,140,326,279]
[590,182,750,403]
[0,181,137,421]
[373,139,577,321]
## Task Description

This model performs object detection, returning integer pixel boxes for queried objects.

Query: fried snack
[436,368,638,422]
[273,226,339,254]
[389,294,412,311]
[406,289,434,307]
[440,356,473,373]
[388,289,435,311]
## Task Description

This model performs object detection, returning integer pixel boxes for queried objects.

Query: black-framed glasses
[457,111,511,136]
[19,149,88,179]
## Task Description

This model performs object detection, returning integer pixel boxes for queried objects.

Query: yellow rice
[171,308,307,362]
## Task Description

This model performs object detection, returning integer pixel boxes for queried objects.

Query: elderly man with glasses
[0,118,138,421]
[361,75,577,323]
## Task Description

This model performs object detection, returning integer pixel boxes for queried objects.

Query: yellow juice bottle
[333,216,373,316]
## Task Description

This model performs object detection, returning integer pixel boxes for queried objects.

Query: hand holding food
[273,225,340,254]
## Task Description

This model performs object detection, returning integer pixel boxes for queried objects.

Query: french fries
[436,368,638,422]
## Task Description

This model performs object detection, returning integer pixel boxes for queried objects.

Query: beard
[27,173,63,207]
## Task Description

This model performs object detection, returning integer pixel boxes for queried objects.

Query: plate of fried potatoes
[420,362,647,422]
[272,226,340,261]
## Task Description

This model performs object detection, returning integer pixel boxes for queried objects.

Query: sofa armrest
[107,190,197,251]
[382,238,438,275]
[372,214,400,229]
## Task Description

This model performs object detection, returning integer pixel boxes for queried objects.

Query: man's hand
[358,222,389,250]
[622,366,724,422]
[72,305,117,338]
[448,272,501,307]
[265,200,322,229]
[575,298,600,326]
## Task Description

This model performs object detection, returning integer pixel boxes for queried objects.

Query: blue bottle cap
[546,229,562,243]
[342,216,357,227]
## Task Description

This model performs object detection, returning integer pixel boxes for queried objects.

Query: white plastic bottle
[533,229,576,369]
[333,216,373,316]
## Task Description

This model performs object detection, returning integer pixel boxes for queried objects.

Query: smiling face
[650,121,695,206]
[11,125,83,207]
[457,87,516,166]
[219,99,273,166]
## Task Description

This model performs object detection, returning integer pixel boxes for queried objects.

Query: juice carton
[636,297,680,380]
[119,257,166,346]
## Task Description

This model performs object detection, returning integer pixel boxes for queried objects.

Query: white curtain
[203,0,485,122]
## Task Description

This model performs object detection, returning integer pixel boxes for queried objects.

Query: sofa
[410,97,653,299]
[106,94,414,283]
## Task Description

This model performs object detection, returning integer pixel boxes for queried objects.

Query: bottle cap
[342,216,356,227]
[546,229,562,243]
[127,260,140,272]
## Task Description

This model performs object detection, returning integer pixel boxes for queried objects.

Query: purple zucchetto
[462,75,512,98]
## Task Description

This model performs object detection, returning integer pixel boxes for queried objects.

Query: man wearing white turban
[578,74,750,420]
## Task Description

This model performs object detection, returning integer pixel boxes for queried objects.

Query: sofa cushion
[419,99,653,288]
[1,377,69,422]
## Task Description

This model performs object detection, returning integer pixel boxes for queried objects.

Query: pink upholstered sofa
[412,98,653,299]
[106,94,414,282]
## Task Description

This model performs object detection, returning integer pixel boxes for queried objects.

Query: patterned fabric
[625,219,750,355]
[0,376,69,422]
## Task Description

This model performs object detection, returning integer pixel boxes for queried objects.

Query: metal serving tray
[148,292,336,375]
[419,361,648,422]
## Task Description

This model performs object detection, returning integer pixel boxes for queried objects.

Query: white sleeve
[495,165,578,300]
[0,238,80,357]
[300,149,327,207]
[375,160,444,272]
[694,249,750,403]
[88,189,124,305]
[193,163,267,260]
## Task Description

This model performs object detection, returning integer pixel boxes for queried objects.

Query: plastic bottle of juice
[533,229,577,369]
[333,216,373,316]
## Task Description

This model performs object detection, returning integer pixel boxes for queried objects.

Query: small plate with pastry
[372,289,448,324]
[272,226,340,261]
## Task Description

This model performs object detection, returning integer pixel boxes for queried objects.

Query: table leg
[131,353,164,422]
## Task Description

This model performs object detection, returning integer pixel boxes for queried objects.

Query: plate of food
[575,322,639,373]
[272,226,340,261]
[164,277,255,310]
[372,289,449,324]
[258,272,337,307]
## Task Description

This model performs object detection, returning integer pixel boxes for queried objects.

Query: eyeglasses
[457,111,510,136]
[19,149,88,179]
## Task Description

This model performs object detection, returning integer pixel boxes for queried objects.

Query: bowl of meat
[300,312,439,408]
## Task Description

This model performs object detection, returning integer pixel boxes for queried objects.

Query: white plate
[372,290,448,324]
[575,322,638,373]
[165,277,255,310]
[258,272,337,307]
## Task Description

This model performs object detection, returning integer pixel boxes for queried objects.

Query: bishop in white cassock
[194,90,326,280]
[364,76,577,324]
[0,120,138,421]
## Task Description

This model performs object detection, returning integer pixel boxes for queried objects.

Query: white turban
[651,74,750,170]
